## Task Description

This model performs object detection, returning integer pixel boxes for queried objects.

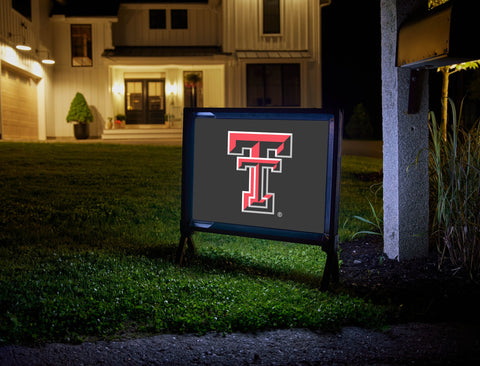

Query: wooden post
[176,233,197,266]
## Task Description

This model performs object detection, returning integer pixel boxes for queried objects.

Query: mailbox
[397,1,480,68]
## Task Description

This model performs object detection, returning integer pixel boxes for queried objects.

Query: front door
[125,79,165,124]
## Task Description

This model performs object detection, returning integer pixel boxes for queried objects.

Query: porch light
[112,83,124,95]
[166,82,178,96]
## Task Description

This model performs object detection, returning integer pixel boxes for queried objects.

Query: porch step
[102,127,183,142]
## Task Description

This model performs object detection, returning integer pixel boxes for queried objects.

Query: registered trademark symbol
[277,211,283,218]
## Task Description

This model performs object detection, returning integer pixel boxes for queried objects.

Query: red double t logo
[227,131,293,215]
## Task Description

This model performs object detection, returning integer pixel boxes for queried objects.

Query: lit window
[125,79,166,124]
[71,25,92,67]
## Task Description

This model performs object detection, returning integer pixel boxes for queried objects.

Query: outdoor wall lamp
[9,23,31,51]
[8,32,31,51]
[36,49,55,65]
[112,83,124,95]
[15,40,31,51]
[167,82,178,107]
[166,82,178,96]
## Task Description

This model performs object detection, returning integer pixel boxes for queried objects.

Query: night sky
[322,0,382,139]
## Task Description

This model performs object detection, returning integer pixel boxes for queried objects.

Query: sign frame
[178,108,343,289]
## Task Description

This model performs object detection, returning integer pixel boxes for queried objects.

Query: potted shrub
[184,72,202,107]
[115,114,126,128]
[66,92,93,139]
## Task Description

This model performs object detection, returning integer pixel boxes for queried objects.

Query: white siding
[51,20,112,137]
[0,0,56,75]
[108,64,225,122]
[203,67,225,107]
[113,4,220,46]
[0,0,36,52]
[222,0,324,108]
[0,0,54,140]
[223,0,313,52]
[2,0,326,139]
[52,68,109,138]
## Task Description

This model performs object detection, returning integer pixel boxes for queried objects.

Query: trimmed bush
[66,92,93,124]
[345,103,374,140]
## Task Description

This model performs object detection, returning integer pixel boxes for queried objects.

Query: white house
[0,0,54,140]
[0,0,330,141]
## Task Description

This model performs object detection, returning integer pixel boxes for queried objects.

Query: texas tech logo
[227,131,293,215]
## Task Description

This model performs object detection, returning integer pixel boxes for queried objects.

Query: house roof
[51,0,208,17]
[51,0,120,17]
[119,1,208,3]
[102,46,226,58]
[236,51,312,59]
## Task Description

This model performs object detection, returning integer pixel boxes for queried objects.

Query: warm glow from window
[71,24,92,67]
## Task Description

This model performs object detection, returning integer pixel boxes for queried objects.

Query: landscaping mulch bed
[338,236,480,324]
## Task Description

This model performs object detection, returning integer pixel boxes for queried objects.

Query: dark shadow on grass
[120,243,179,263]
[133,234,480,324]
[184,251,325,289]
[121,241,326,289]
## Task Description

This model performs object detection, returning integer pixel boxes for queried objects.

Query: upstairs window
[171,9,188,29]
[262,0,281,34]
[12,0,31,21]
[71,24,92,67]
[149,9,188,30]
[149,9,166,29]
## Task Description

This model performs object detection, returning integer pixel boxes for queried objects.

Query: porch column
[381,0,429,260]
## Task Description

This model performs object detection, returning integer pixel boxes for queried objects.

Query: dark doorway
[125,79,165,124]
[247,64,300,107]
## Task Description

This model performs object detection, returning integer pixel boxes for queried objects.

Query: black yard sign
[178,108,343,289]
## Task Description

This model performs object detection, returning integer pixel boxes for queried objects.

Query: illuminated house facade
[0,0,330,140]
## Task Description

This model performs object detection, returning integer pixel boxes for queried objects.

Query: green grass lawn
[0,142,383,344]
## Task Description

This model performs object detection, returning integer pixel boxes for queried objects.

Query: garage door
[1,64,38,140]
